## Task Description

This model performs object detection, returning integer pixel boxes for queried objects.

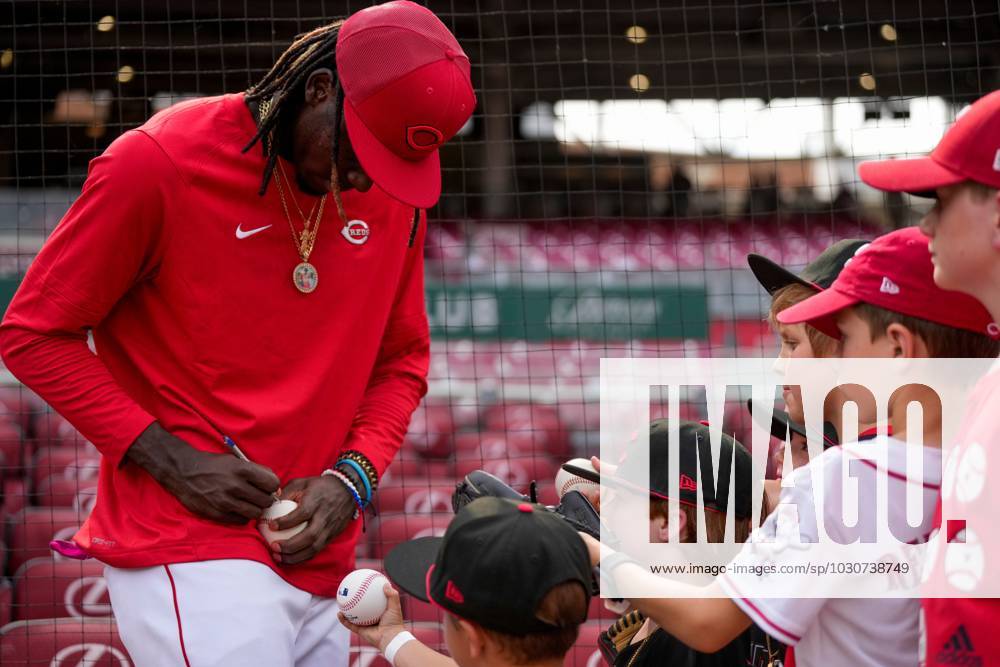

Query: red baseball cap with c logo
[336,1,476,208]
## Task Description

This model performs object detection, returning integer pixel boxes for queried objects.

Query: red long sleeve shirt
[0,93,430,596]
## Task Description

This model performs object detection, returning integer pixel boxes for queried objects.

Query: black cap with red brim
[384,497,591,635]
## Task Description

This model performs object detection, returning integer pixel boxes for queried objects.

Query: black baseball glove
[451,469,604,540]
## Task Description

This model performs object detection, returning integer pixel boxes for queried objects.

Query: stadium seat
[33,476,97,513]
[32,446,101,488]
[382,459,453,481]
[402,404,455,459]
[2,478,27,517]
[0,579,11,627]
[0,416,25,476]
[7,507,83,574]
[375,483,455,514]
[0,617,129,666]
[452,431,537,458]
[12,558,110,621]
[369,514,452,559]
[0,387,45,437]
[32,412,88,451]
[564,621,604,667]
[482,403,566,453]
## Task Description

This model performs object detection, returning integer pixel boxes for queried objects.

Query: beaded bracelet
[338,450,379,493]
[322,468,363,521]
[337,459,372,506]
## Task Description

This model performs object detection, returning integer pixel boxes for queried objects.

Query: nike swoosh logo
[235,223,272,240]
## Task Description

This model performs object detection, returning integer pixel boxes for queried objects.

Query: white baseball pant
[104,559,349,667]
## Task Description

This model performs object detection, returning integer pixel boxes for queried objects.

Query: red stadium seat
[564,622,604,667]
[34,476,97,513]
[7,507,84,574]
[0,579,11,627]
[557,402,600,431]
[382,459,453,482]
[0,386,44,435]
[348,622,445,667]
[452,431,537,458]
[403,404,455,459]
[2,478,27,517]
[0,416,26,477]
[369,514,451,559]
[32,446,101,488]
[482,403,568,458]
[13,558,110,621]
[33,412,88,451]
[375,484,455,514]
[0,617,130,666]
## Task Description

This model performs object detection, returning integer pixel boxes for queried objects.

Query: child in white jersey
[584,226,999,667]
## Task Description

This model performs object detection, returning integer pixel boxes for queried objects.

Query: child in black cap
[586,420,782,667]
[340,496,592,667]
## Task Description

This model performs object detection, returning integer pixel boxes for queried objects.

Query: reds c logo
[341,220,370,245]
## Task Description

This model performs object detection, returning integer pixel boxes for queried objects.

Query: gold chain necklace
[274,165,327,294]
[277,160,320,233]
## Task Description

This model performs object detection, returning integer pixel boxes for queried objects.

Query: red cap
[777,227,999,339]
[858,90,1000,197]
[336,1,476,208]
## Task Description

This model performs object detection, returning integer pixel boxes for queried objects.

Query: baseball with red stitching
[337,568,389,626]
[555,458,599,499]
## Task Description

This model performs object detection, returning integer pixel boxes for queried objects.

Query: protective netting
[0,1,997,664]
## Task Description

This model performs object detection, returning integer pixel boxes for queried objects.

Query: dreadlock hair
[242,21,350,227]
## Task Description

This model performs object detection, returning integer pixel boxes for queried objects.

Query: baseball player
[341,497,592,667]
[856,89,1000,666]
[0,2,474,665]
[585,227,999,667]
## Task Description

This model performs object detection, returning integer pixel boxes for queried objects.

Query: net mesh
[0,0,998,662]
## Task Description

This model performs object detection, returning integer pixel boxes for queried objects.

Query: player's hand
[270,474,356,565]
[126,422,280,524]
[338,583,406,652]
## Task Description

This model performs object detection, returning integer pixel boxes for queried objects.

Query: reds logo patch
[341,219,370,245]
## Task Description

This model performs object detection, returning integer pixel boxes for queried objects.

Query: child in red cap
[857,89,1000,667]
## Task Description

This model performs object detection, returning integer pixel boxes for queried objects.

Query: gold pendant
[293,262,318,293]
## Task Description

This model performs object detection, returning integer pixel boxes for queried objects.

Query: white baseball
[258,499,307,544]
[555,458,599,499]
[337,568,389,626]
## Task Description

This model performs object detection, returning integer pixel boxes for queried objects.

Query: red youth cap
[336,1,476,209]
[777,226,999,339]
[858,90,1000,197]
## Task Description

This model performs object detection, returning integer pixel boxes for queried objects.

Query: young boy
[341,497,591,667]
[585,227,998,667]
[856,89,1000,666]
[595,420,780,667]
[749,240,865,489]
